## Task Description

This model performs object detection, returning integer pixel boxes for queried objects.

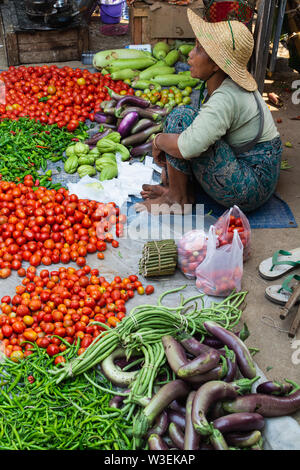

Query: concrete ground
[0,18,299,424]
[245,68,300,424]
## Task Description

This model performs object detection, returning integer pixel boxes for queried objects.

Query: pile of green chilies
[0,118,88,188]
[139,240,178,277]
[0,342,134,450]
[50,287,247,419]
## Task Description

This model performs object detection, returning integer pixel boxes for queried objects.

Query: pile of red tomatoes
[0,65,134,131]
[0,176,124,279]
[0,266,152,362]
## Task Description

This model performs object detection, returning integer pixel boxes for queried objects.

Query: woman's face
[188,40,219,80]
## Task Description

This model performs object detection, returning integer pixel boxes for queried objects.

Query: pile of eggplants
[90,87,170,158]
[115,320,300,451]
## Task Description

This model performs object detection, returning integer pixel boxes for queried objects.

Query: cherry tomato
[46,344,60,356]
[137,286,145,295]
[145,285,154,295]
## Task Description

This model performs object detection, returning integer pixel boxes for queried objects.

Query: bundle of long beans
[139,240,178,277]
[50,287,247,423]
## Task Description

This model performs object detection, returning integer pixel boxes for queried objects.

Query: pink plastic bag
[177,230,207,279]
[195,225,243,297]
[213,205,251,261]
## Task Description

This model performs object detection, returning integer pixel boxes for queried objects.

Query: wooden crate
[129,1,204,45]
[0,2,89,66]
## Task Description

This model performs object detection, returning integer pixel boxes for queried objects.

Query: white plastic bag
[213,205,251,261]
[177,230,208,279]
[195,225,243,297]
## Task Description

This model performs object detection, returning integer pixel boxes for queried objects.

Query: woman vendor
[136,9,282,214]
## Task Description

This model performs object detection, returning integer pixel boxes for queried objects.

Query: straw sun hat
[187,8,257,92]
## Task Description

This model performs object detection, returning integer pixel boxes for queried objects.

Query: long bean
[52,289,246,406]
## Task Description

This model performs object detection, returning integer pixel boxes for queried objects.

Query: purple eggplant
[204,321,257,379]
[223,350,237,383]
[130,141,153,158]
[179,337,221,377]
[103,106,117,116]
[117,111,139,138]
[168,410,186,430]
[186,355,228,386]
[223,389,300,417]
[100,99,116,110]
[146,133,156,143]
[186,366,226,387]
[162,335,221,379]
[184,391,201,450]
[121,123,163,147]
[256,381,294,396]
[94,112,116,125]
[209,401,227,420]
[85,129,112,145]
[161,335,187,375]
[177,353,221,379]
[133,380,190,441]
[180,337,221,359]
[213,412,264,434]
[209,428,229,450]
[203,336,224,349]
[148,434,169,450]
[119,106,168,121]
[191,378,258,436]
[168,422,184,450]
[100,123,117,130]
[225,430,262,448]
[114,358,130,369]
[147,411,168,437]
[108,390,130,409]
[203,324,249,349]
[131,118,154,135]
[169,400,186,415]
[115,95,150,111]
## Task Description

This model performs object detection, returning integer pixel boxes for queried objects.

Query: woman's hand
[152,142,167,167]
[151,132,183,166]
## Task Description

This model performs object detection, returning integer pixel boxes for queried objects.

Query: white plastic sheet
[67,154,155,208]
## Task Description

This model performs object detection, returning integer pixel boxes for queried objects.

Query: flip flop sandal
[258,248,300,280]
[265,274,300,306]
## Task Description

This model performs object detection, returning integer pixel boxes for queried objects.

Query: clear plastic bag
[213,205,251,261]
[195,225,243,297]
[177,230,207,279]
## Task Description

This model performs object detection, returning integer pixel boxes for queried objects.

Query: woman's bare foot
[141,184,167,200]
[141,168,168,200]
[135,189,195,215]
